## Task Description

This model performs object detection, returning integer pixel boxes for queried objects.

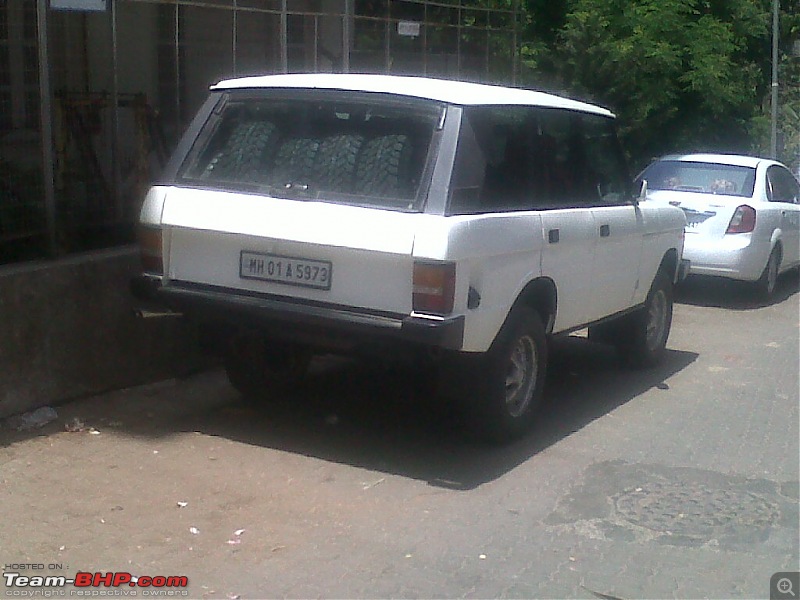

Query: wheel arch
[769,235,783,263]
[510,277,558,334]
[658,248,679,283]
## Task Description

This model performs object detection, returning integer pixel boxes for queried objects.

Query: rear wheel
[224,334,311,402]
[755,246,781,299]
[460,307,548,443]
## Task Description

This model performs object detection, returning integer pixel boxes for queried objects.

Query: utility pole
[770,0,779,159]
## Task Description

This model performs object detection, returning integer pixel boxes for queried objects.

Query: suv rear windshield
[638,160,756,197]
[179,91,442,210]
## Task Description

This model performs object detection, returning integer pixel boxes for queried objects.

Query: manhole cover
[614,480,780,537]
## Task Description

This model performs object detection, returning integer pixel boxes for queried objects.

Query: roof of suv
[211,73,615,118]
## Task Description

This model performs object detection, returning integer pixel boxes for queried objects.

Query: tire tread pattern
[355,134,413,198]
[203,121,277,181]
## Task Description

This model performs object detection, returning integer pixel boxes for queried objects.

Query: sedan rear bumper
[683,233,771,281]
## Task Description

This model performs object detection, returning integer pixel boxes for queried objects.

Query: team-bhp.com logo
[3,571,189,597]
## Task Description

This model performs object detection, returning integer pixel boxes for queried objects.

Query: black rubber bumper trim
[130,275,465,350]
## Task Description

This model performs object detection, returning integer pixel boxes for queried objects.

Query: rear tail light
[726,205,756,234]
[137,225,163,274]
[413,261,456,315]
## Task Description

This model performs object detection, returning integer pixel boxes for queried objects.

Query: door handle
[599,224,610,237]
[548,229,559,244]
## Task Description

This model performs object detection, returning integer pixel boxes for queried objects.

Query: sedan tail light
[725,205,756,234]
[137,225,163,275]
[413,261,456,316]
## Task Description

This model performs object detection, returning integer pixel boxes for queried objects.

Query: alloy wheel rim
[505,334,538,418]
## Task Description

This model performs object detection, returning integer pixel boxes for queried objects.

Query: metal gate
[1,0,519,265]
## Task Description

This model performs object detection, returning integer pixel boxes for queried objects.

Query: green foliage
[520,0,799,172]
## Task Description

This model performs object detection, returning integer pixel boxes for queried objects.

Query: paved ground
[1,273,798,599]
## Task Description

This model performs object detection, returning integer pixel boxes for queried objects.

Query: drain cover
[614,480,780,537]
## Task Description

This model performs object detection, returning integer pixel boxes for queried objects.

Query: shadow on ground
[2,335,698,490]
[676,269,799,310]
[6,337,697,490]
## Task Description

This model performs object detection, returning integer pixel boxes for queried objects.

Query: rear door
[538,209,597,330]
[766,164,800,267]
[454,105,598,332]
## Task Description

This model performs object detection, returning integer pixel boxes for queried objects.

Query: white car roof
[660,153,775,169]
[211,73,615,118]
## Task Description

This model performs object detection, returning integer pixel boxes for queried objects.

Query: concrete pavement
[1,272,798,599]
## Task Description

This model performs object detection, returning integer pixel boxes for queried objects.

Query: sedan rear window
[638,160,756,198]
[179,92,442,210]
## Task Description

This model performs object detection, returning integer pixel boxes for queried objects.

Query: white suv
[133,74,687,441]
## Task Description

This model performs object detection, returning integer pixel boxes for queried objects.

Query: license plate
[240,251,332,290]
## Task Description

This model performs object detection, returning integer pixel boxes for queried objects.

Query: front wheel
[617,271,674,368]
[461,307,548,443]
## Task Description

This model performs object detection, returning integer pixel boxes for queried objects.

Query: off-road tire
[204,121,276,181]
[270,137,321,186]
[314,134,364,192]
[355,134,413,197]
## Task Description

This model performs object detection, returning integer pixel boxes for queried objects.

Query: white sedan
[637,153,800,297]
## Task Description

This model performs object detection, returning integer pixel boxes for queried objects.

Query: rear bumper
[683,233,770,281]
[131,274,465,351]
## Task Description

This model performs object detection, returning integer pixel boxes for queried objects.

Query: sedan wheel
[756,247,780,299]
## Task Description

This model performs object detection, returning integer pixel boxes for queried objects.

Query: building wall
[0,0,519,418]
[0,247,206,419]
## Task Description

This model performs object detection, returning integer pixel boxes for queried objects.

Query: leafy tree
[521,0,785,171]
[749,0,800,175]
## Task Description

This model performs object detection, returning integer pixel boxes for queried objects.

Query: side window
[466,106,535,212]
[767,165,800,204]
[530,108,582,207]
[449,106,629,214]
[581,114,631,204]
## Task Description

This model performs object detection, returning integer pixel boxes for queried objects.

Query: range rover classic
[132,74,687,442]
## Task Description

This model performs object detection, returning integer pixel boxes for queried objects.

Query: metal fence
[0,0,46,263]
[0,0,519,266]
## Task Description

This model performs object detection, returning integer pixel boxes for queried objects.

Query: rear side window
[179,92,442,210]
[638,160,756,198]
[766,165,800,203]
[448,106,630,214]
